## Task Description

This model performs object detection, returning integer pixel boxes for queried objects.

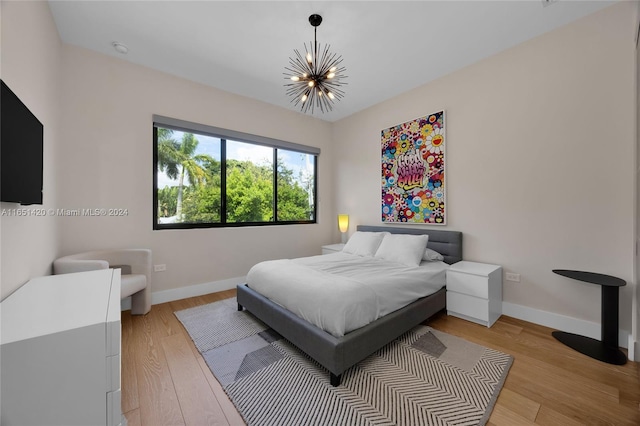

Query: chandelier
[284,14,347,114]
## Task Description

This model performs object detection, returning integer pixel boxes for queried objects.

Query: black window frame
[153,115,319,230]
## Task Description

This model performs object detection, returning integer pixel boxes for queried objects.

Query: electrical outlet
[505,272,520,282]
[154,264,166,272]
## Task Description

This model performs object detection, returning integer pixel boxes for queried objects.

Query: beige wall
[333,2,637,333]
[0,1,62,300]
[57,45,335,294]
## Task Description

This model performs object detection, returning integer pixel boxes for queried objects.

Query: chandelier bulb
[308,80,315,87]
[301,94,308,102]
[291,76,300,81]
[329,66,337,73]
[327,72,335,79]
[328,91,335,100]
[306,52,312,64]
[318,90,323,96]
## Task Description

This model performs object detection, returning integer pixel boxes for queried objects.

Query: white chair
[53,249,152,315]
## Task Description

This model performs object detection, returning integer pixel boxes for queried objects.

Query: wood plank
[534,405,591,426]
[161,333,229,425]
[506,375,639,425]
[509,354,620,404]
[492,388,539,422]
[150,301,183,338]
[120,310,139,414]
[162,290,244,424]
[488,319,524,337]
[200,288,237,303]
[131,313,185,426]
[167,295,246,424]
[488,404,535,426]
[170,297,202,313]
[123,408,141,426]
[195,355,246,426]
[170,299,213,360]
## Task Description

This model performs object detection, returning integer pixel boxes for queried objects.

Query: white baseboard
[121,276,245,311]
[628,335,638,361]
[502,302,629,349]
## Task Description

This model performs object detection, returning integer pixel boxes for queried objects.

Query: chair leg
[130,287,151,315]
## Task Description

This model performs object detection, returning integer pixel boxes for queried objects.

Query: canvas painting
[381,111,445,224]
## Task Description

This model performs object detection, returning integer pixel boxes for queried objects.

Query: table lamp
[338,214,349,243]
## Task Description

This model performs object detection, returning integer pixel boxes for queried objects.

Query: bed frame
[237,225,462,386]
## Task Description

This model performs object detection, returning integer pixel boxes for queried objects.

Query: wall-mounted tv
[1,79,44,205]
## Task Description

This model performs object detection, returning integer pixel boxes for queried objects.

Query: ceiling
[48,0,615,122]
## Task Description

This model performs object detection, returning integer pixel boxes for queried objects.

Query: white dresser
[1,269,123,426]
[446,261,502,327]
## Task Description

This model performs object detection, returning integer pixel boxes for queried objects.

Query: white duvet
[246,252,448,337]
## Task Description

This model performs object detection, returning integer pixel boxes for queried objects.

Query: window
[153,116,318,229]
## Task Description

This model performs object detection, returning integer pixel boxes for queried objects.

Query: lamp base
[341,233,348,244]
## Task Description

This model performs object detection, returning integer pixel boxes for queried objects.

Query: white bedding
[246,252,448,337]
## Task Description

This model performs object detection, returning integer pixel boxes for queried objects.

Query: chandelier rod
[310,14,321,74]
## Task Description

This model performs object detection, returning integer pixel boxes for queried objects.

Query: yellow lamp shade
[338,214,349,233]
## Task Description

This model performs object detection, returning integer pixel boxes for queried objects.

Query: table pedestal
[552,270,627,365]
[552,332,627,365]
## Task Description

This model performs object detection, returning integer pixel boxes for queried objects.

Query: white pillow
[342,231,388,257]
[423,247,444,261]
[375,233,429,267]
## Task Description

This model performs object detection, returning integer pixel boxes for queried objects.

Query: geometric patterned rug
[175,297,513,426]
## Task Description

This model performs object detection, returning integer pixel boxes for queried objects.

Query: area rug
[175,298,513,426]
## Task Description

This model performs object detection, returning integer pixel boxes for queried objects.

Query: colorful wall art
[381,111,445,224]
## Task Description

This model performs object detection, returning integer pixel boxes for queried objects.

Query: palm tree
[157,129,213,220]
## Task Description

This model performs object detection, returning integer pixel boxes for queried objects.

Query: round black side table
[551,269,627,365]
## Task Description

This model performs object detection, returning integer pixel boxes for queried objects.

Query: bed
[236,225,462,386]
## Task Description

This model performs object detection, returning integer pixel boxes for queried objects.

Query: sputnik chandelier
[284,14,347,114]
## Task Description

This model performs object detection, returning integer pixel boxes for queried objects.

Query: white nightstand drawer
[447,292,489,322]
[447,271,489,299]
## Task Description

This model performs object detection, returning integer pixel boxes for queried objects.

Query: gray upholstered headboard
[357,225,462,265]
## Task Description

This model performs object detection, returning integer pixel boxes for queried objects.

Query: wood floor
[121,289,640,425]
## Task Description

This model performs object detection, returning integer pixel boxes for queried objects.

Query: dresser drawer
[446,270,489,299]
[107,389,122,426]
[447,292,489,322]
[106,320,121,357]
[106,354,121,392]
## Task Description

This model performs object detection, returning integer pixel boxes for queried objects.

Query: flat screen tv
[1,79,44,205]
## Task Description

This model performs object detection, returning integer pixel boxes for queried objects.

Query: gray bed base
[236,225,462,386]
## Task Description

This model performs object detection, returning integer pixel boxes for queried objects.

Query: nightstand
[321,243,345,255]
[446,261,502,327]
